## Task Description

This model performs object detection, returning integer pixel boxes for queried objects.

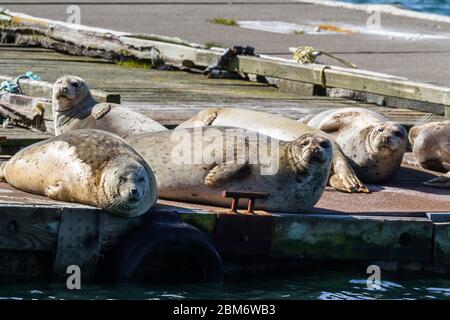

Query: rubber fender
[114,219,224,284]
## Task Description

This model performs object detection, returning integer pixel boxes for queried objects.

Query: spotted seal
[126,127,333,213]
[177,108,368,193]
[306,108,407,183]
[52,75,167,137]
[0,129,157,217]
[409,120,450,189]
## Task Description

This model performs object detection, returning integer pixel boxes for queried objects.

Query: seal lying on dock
[126,127,333,212]
[0,129,158,217]
[305,108,407,183]
[409,120,450,189]
[52,75,167,137]
[177,108,368,193]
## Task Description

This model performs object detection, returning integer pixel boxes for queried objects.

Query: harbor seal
[409,120,450,189]
[52,75,167,137]
[177,108,369,193]
[306,108,408,183]
[126,127,333,212]
[0,129,157,217]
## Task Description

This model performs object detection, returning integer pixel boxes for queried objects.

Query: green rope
[293,46,358,69]
[0,71,41,95]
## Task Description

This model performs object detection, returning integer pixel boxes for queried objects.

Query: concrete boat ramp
[0,44,449,279]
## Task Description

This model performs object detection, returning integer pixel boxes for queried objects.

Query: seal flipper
[45,182,64,200]
[204,164,251,187]
[92,103,112,120]
[199,109,219,126]
[424,172,450,189]
[329,150,370,193]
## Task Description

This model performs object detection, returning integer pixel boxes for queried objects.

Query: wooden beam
[2,11,450,113]
[0,76,120,104]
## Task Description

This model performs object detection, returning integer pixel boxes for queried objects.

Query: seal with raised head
[306,108,408,183]
[52,75,167,137]
[177,108,368,193]
[126,127,333,213]
[0,129,157,217]
[409,120,450,189]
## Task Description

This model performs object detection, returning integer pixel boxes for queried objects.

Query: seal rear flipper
[92,103,112,120]
[204,163,251,187]
[424,173,450,189]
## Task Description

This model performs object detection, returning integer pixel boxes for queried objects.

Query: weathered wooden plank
[433,223,450,266]
[0,205,59,251]
[2,11,450,114]
[53,208,104,279]
[0,75,121,104]
[270,214,433,262]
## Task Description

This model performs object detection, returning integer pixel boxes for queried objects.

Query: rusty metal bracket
[222,190,269,214]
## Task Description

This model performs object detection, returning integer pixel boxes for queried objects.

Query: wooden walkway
[0,45,444,128]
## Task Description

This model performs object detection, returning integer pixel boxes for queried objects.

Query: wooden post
[53,208,105,280]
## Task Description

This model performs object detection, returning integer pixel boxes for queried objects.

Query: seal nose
[61,86,68,94]
[130,188,138,196]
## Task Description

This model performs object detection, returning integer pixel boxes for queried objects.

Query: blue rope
[0,71,41,95]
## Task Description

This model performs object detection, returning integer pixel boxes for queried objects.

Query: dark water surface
[342,0,450,16]
[1,268,450,300]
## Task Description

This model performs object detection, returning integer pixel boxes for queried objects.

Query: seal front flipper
[204,164,251,187]
[330,151,370,193]
[44,182,64,200]
[424,173,450,189]
[92,103,112,120]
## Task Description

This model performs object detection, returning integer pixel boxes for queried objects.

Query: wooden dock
[0,43,449,279]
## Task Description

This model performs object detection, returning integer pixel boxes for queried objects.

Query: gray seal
[306,108,407,183]
[0,129,158,217]
[52,75,167,137]
[409,120,450,189]
[126,127,333,213]
[177,108,368,193]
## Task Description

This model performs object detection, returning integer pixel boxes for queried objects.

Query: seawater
[341,0,450,16]
[1,268,450,300]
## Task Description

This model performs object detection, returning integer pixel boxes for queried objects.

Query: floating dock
[0,45,448,280]
[0,9,449,281]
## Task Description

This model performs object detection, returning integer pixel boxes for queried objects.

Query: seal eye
[119,177,127,184]
[71,82,79,88]
[137,177,145,183]
[378,128,384,132]
[394,131,403,138]
[319,141,329,149]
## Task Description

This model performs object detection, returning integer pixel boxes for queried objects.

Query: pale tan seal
[52,75,167,137]
[409,120,450,189]
[177,108,368,193]
[0,129,157,217]
[126,127,333,213]
[306,108,408,183]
